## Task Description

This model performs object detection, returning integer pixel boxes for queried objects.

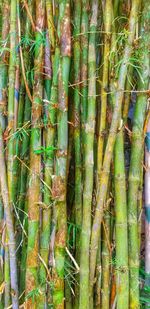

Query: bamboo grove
[0,0,150,308]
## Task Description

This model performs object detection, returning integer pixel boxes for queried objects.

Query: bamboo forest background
[0,0,150,308]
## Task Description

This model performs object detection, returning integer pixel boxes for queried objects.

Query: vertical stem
[17,0,33,220]
[128,2,150,307]
[7,0,17,204]
[79,1,98,308]
[53,1,71,308]
[81,0,89,161]
[25,1,45,307]
[0,126,19,308]
[0,0,10,131]
[101,202,111,309]
[145,118,150,287]
[73,0,81,307]
[4,237,10,308]
[114,129,129,309]
[97,0,112,173]
[39,30,52,308]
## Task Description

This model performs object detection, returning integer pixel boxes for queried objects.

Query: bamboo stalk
[0,0,10,131]
[42,22,60,309]
[95,241,102,309]
[7,0,17,204]
[25,1,45,307]
[73,0,82,307]
[38,30,52,308]
[79,1,98,308]
[17,0,34,218]
[53,1,71,308]
[17,2,34,298]
[80,0,89,163]
[0,126,19,308]
[97,0,112,173]
[0,3,10,306]
[4,237,10,308]
[145,118,150,288]
[114,128,129,309]
[101,202,111,309]
[128,1,150,307]
[18,5,33,287]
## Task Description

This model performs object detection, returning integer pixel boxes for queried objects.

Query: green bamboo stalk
[90,0,140,293]
[53,1,71,307]
[65,230,74,309]
[1,11,17,309]
[19,201,28,297]
[39,11,60,306]
[73,1,81,307]
[0,0,10,131]
[16,1,34,296]
[137,149,144,249]
[18,96,32,297]
[4,237,10,308]
[38,31,53,308]
[17,0,34,216]
[96,14,112,290]
[97,0,112,173]
[128,1,150,307]
[0,189,3,299]
[79,1,98,308]
[80,0,89,161]
[114,128,129,309]
[25,1,45,307]
[0,3,10,305]
[95,236,102,309]
[11,0,21,224]
[145,118,150,289]
[7,0,17,204]
[0,126,19,308]
[101,204,111,309]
